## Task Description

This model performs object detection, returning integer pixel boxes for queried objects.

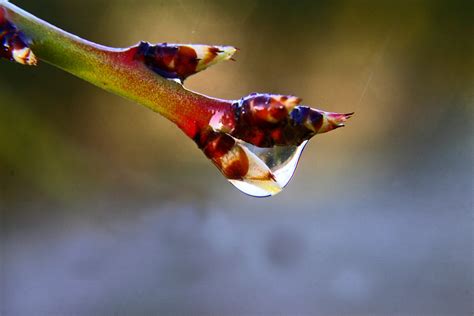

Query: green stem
[0,1,232,133]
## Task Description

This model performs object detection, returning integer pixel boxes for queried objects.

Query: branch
[0,1,233,135]
[0,1,354,197]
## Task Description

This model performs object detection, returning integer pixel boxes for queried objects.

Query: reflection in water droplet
[229,140,308,197]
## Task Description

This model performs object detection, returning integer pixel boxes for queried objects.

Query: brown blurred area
[1,0,472,315]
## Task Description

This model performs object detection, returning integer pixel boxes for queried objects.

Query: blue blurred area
[1,0,472,315]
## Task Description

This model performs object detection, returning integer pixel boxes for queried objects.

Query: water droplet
[228,140,308,197]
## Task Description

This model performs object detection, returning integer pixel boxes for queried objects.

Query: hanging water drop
[228,140,308,197]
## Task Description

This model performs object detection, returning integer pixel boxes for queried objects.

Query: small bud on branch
[133,42,236,82]
[0,7,36,65]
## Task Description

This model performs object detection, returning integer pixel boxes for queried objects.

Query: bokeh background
[1,0,472,315]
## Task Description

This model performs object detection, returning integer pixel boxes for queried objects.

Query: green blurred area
[1,0,472,315]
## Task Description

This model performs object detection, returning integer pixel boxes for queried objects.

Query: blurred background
[1,0,472,315]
